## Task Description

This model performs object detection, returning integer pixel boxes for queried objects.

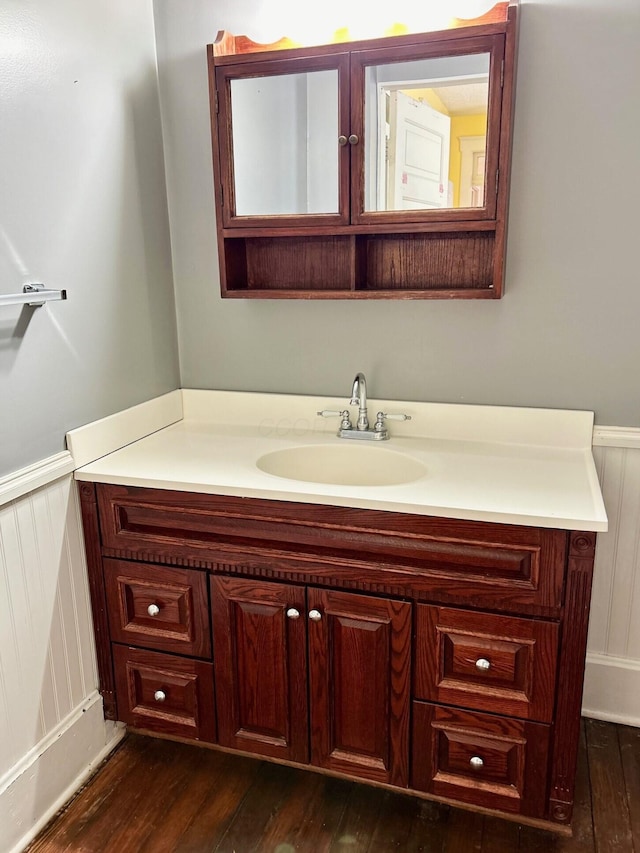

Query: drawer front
[411,702,550,817]
[113,645,215,742]
[104,559,211,658]
[414,606,559,722]
[97,485,567,612]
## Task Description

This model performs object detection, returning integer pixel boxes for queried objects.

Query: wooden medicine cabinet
[207,1,518,298]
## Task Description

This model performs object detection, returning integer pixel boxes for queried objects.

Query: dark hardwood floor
[27,718,639,853]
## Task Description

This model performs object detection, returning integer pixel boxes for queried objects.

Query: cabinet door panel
[215,53,351,229]
[308,588,411,787]
[212,576,308,763]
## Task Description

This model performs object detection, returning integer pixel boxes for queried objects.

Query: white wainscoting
[584,427,640,726]
[0,455,123,853]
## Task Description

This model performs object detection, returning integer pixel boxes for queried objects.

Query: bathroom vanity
[68,388,607,833]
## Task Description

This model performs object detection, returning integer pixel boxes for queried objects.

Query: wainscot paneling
[0,455,123,853]
[584,428,640,726]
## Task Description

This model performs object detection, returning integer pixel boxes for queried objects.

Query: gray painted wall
[154,0,639,427]
[0,0,180,476]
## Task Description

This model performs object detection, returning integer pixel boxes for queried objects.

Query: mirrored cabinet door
[350,35,505,225]
[215,54,351,228]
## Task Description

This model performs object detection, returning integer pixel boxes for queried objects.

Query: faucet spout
[350,372,369,431]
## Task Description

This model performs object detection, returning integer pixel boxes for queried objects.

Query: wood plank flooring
[27,719,639,853]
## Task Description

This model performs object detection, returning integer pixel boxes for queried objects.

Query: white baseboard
[1,692,125,853]
[582,653,640,727]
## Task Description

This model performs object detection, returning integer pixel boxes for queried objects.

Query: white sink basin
[256,444,426,487]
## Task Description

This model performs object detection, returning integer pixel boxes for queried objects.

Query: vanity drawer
[414,605,559,722]
[411,702,550,817]
[104,560,211,658]
[113,645,216,742]
[97,485,567,613]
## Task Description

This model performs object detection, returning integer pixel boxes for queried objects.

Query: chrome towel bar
[0,284,67,308]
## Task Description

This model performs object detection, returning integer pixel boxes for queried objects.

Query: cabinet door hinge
[220,184,224,207]
[495,168,500,196]
[500,60,505,88]
[215,91,219,113]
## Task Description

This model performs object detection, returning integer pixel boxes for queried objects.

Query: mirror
[363,52,490,211]
[223,48,493,220]
[231,69,339,217]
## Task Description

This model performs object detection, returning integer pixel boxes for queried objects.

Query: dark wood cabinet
[308,588,411,787]
[207,2,519,298]
[79,480,597,832]
[211,577,412,785]
[211,576,308,763]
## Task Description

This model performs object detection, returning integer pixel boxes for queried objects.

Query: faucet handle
[374,411,411,432]
[317,409,353,430]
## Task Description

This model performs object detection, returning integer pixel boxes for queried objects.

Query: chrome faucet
[350,372,369,431]
[317,372,412,441]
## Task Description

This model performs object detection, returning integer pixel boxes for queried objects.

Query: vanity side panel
[547,531,597,825]
[78,482,117,719]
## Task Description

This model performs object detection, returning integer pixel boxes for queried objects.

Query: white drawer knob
[286,608,300,620]
[147,604,160,617]
[309,609,322,622]
[475,658,491,672]
[469,756,484,770]
[154,690,166,703]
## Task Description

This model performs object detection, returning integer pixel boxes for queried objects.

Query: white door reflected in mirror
[385,90,451,210]
[365,51,490,212]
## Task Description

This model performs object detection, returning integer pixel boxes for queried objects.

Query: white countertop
[67,389,608,532]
